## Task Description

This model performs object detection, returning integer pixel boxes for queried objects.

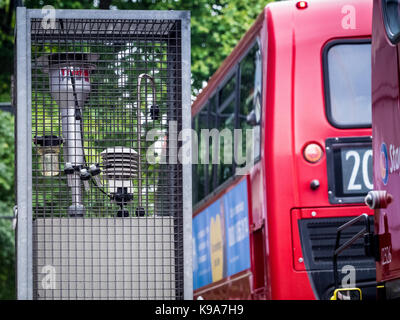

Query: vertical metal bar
[16,7,33,300]
[233,63,240,174]
[181,12,193,300]
[166,21,179,298]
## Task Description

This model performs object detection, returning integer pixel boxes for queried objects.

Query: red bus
[369,0,400,300]
[192,0,375,300]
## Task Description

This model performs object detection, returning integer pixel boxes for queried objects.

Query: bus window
[197,105,209,201]
[382,0,400,43]
[192,115,199,205]
[324,41,371,128]
[238,41,262,165]
[209,95,218,192]
[218,74,236,186]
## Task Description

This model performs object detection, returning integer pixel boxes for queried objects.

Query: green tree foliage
[0,111,14,203]
[0,0,273,100]
[183,0,272,94]
[0,218,14,299]
[0,110,15,299]
[0,0,15,101]
[130,0,273,93]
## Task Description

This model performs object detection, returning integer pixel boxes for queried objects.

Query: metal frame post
[180,12,193,300]
[16,6,33,300]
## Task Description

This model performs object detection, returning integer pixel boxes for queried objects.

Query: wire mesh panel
[15,9,191,300]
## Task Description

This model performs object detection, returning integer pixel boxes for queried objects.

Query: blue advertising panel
[192,179,251,290]
[223,180,251,276]
[192,208,211,289]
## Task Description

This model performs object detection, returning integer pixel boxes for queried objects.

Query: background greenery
[0,0,274,299]
[0,110,15,299]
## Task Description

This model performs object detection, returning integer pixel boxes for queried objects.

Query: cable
[91,178,113,199]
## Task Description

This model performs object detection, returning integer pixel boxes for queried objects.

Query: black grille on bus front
[298,216,376,300]
[298,216,375,271]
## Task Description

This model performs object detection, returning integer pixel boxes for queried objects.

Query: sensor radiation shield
[101,147,139,196]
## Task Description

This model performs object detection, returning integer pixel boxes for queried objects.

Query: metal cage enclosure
[15,8,192,300]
